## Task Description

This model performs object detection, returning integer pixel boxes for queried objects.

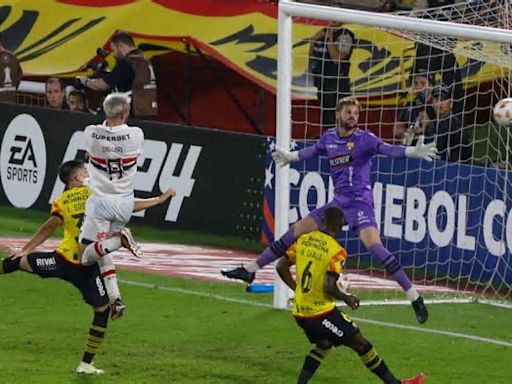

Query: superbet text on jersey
[84,123,144,196]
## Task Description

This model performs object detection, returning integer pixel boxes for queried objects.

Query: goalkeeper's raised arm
[378,135,437,162]
[271,143,323,165]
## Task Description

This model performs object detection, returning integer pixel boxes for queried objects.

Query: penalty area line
[353,317,512,348]
[120,278,512,349]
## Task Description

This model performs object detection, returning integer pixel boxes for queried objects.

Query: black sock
[0,257,21,274]
[82,308,109,364]
[298,347,329,384]
[359,342,400,384]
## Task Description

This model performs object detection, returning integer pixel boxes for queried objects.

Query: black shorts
[26,251,109,308]
[295,308,359,347]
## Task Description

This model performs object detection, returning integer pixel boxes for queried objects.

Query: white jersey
[84,122,144,196]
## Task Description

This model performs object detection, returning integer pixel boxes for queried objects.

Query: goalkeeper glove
[405,136,438,162]
[271,146,300,166]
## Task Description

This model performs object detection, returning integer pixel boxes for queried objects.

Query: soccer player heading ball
[276,207,426,383]
[223,96,437,324]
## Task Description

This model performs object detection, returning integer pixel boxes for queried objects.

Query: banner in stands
[0,0,505,100]
[262,138,512,287]
[0,103,265,240]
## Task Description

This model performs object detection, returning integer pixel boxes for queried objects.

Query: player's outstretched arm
[133,188,176,213]
[276,256,297,291]
[272,143,325,166]
[324,272,360,309]
[6,216,62,259]
[377,135,438,162]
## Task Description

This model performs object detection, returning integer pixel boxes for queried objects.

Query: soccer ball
[493,98,512,126]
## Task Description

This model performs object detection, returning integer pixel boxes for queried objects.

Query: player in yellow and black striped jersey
[0,160,175,375]
[50,183,91,264]
[277,207,426,384]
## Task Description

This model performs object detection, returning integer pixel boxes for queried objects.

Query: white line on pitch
[120,279,274,309]
[120,278,512,349]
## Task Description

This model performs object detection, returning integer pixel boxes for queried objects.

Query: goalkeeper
[223,97,437,324]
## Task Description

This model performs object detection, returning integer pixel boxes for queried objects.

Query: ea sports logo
[0,114,47,208]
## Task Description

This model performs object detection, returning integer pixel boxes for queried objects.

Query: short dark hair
[59,160,85,184]
[431,85,452,100]
[45,77,65,92]
[68,89,87,106]
[111,31,135,47]
[323,207,345,230]
[410,68,435,86]
[68,89,86,101]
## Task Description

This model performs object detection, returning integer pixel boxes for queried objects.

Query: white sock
[245,262,260,273]
[82,237,122,266]
[98,255,120,303]
[406,287,420,302]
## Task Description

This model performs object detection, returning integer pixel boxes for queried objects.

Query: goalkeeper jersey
[50,185,91,264]
[298,127,405,196]
[286,231,347,318]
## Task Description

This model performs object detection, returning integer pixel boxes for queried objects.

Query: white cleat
[76,361,104,375]
[119,227,143,258]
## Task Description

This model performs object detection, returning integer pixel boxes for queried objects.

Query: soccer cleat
[402,373,426,384]
[221,266,256,284]
[412,296,429,324]
[76,361,105,375]
[119,227,143,258]
[110,298,126,320]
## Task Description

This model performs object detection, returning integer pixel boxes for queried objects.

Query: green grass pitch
[0,207,511,383]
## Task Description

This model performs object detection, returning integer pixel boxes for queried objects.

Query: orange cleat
[402,373,426,384]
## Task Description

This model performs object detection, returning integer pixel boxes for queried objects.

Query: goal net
[272,0,512,309]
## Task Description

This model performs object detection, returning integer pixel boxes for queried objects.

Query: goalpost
[274,0,512,309]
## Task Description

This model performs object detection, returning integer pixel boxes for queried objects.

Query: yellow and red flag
[0,0,506,101]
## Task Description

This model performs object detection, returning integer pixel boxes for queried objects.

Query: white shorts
[79,193,134,244]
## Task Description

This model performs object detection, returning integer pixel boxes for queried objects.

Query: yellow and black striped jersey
[286,230,347,318]
[50,186,91,264]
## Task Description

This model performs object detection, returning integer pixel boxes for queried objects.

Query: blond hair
[103,93,131,119]
[336,96,361,113]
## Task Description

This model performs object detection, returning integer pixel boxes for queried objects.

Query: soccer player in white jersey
[79,92,144,320]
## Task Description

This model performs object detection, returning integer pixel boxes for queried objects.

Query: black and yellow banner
[0,0,507,101]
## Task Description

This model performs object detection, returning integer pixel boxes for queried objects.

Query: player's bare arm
[276,256,297,291]
[5,215,62,259]
[133,188,176,212]
[324,272,359,310]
